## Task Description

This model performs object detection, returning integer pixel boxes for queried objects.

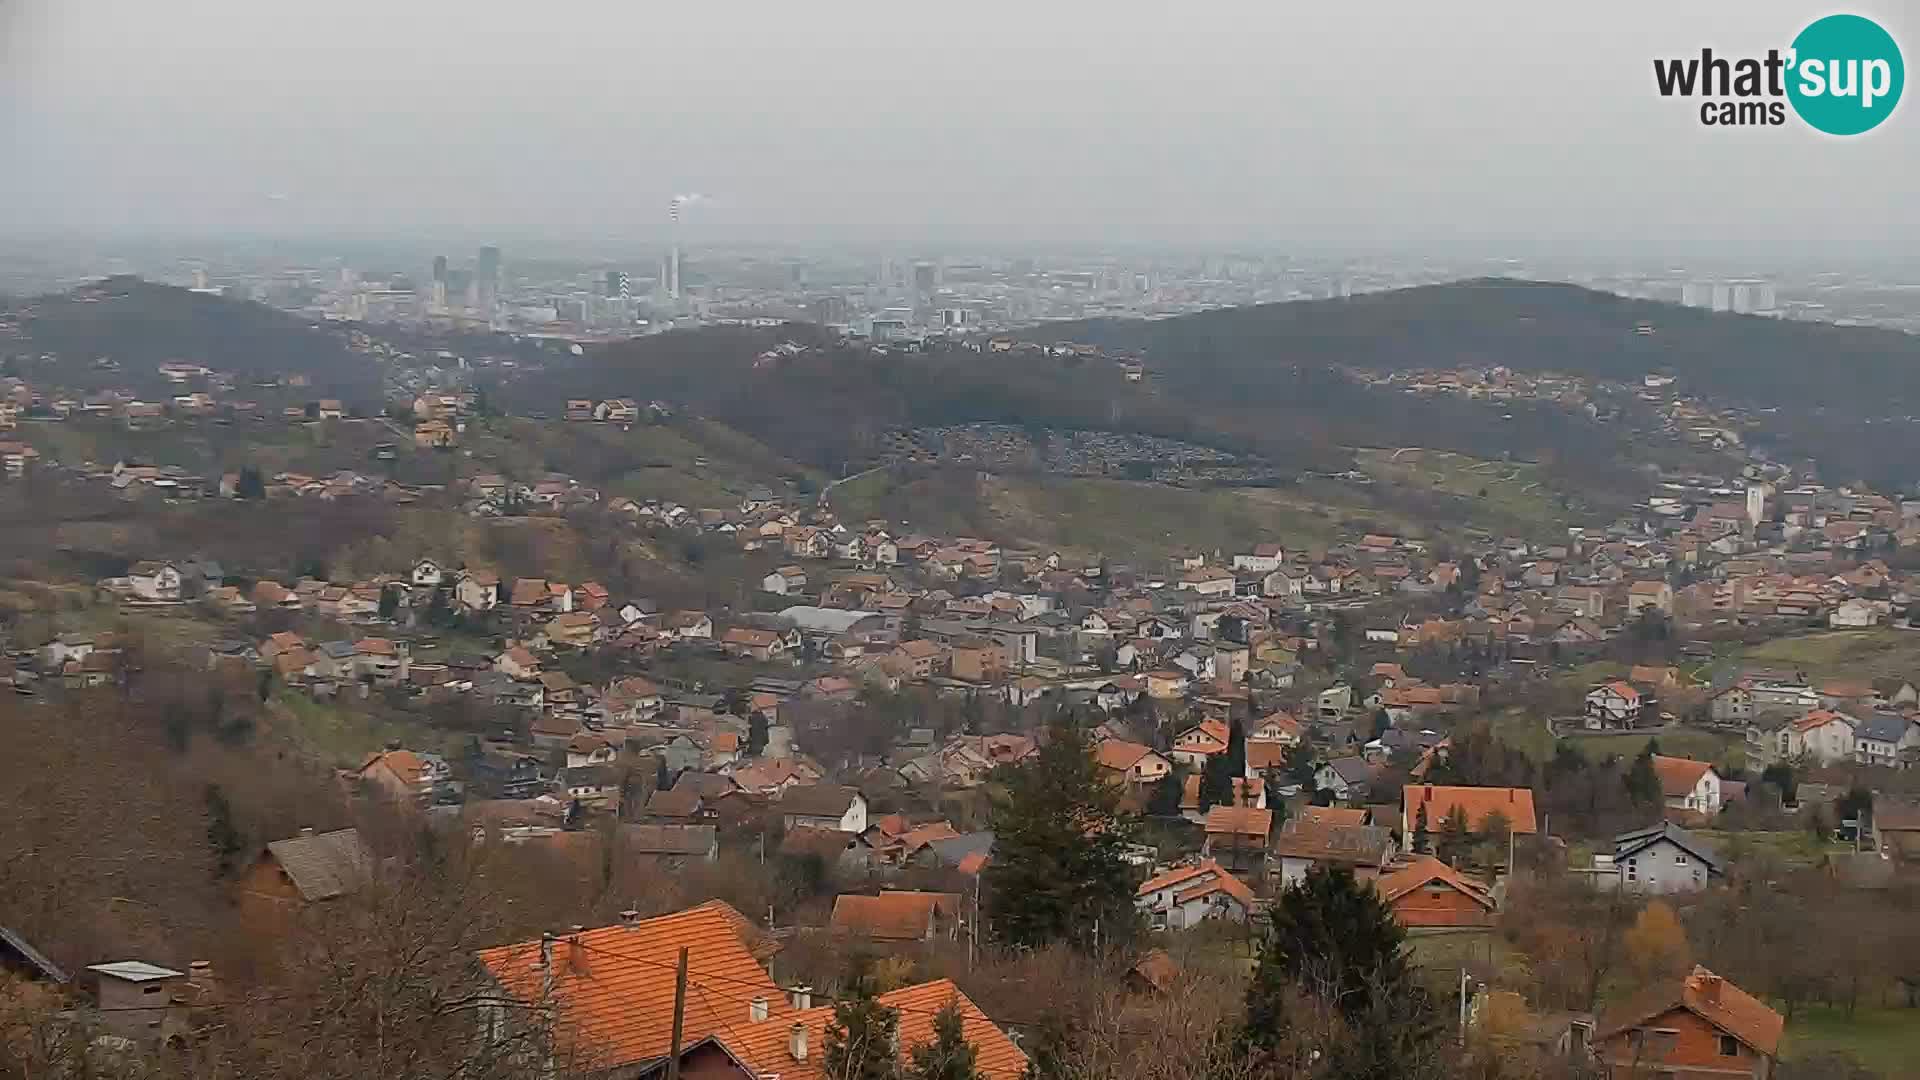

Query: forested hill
[1039,278,1920,416]
[7,277,380,403]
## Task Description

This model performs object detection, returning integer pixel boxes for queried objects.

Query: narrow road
[818,463,891,506]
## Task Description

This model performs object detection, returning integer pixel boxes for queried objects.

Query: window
[1675,854,1689,865]
[1719,1034,1740,1057]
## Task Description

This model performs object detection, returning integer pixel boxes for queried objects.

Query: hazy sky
[4,0,1918,254]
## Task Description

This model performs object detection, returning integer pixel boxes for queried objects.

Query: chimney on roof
[298,827,315,838]
[751,996,770,1023]
[789,1023,809,1062]
[788,985,813,1010]
[187,960,214,1001]
[1690,969,1722,1001]
[538,932,555,969]
[620,909,640,927]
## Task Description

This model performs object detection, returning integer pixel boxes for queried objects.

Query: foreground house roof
[264,827,373,901]
[1597,966,1783,1059]
[479,907,1021,1078]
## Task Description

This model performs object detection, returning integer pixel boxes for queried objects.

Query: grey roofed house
[265,827,373,902]
[1325,756,1375,785]
[1855,712,1912,745]
[0,925,69,983]
[1612,821,1724,876]
[620,823,718,859]
[920,831,994,867]
[671,771,739,799]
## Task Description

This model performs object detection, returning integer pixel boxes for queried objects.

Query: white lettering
[1864,59,1892,108]
[1800,57,1827,96]
[1830,58,1859,99]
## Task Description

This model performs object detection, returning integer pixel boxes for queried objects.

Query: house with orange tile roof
[1373,856,1496,928]
[1401,785,1538,839]
[1133,860,1255,930]
[478,905,1026,1079]
[1593,966,1781,1079]
[829,891,962,942]
[1249,710,1304,746]
[674,979,1027,1080]
[356,749,435,803]
[1169,718,1231,768]
[1651,755,1722,815]
[1093,739,1174,785]
[720,626,787,662]
[1201,806,1274,872]
[1178,774,1264,822]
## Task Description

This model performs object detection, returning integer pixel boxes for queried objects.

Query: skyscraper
[477,245,502,312]
[432,255,448,284]
[662,248,682,301]
[605,269,631,299]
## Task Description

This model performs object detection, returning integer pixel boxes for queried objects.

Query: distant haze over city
[5,0,1919,258]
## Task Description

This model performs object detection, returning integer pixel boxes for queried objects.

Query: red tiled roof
[1297,806,1367,828]
[1650,755,1715,799]
[1375,856,1494,909]
[1402,785,1538,834]
[1597,966,1782,1058]
[723,979,1026,1080]
[1173,872,1254,908]
[476,906,787,1072]
[1203,806,1273,839]
[829,891,959,941]
[1093,739,1159,772]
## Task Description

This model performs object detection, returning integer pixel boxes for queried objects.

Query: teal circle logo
[1787,14,1903,135]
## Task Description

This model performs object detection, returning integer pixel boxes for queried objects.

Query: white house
[1775,709,1856,765]
[1133,861,1254,930]
[1318,683,1353,720]
[1584,681,1643,728]
[127,561,183,602]
[1652,756,1722,815]
[456,571,499,612]
[1855,713,1920,768]
[1231,545,1285,574]
[1314,757,1375,802]
[1249,711,1304,746]
[1169,720,1230,769]
[411,559,445,587]
[777,784,868,834]
[761,566,807,596]
[1830,598,1883,629]
[1176,569,1235,597]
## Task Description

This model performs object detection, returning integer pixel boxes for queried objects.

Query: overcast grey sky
[3,0,1916,254]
